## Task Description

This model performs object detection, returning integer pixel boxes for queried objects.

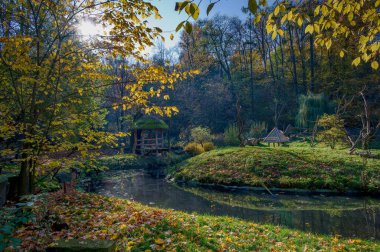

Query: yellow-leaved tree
[0,0,197,195]
[175,0,379,70]
[265,0,380,70]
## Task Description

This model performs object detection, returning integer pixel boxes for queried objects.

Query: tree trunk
[18,155,30,196]
[310,34,315,92]
[288,26,298,96]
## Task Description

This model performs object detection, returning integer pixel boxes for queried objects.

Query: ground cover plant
[10,191,380,251]
[170,144,380,193]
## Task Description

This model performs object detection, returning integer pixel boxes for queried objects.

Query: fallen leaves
[11,191,380,251]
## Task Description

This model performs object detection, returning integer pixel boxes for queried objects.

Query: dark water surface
[92,170,380,240]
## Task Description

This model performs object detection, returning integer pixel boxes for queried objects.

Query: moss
[170,145,380,193]
[132,117,168,130]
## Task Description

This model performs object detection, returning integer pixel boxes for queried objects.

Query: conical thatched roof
[132,116,168,130]
[263,127,289,143]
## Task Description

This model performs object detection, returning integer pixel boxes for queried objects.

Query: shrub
[184,142,204,156]
[317,114,347,149]
[224,124,240,146]
[98,154,147,170]
[190,126,213,145]
[248,121,267,139]
[203,142,215,152]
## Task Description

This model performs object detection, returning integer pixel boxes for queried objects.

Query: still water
[92,170,380,240]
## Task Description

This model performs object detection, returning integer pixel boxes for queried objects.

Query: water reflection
[92,170,380,240]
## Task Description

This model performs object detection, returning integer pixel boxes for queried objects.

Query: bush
[248,121,267,139]
[203,142,215,152]
[184,142,204,156]
[98,154,147,170]
[190,126,213,145]
[224,124,240,146]
[317,114,347,149]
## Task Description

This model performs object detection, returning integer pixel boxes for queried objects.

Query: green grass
[13,192,380,251]
[170,144,380,193]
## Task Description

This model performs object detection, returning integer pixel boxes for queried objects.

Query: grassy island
[170,145,380,193]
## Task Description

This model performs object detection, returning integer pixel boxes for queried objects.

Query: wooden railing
[136,138,167,150]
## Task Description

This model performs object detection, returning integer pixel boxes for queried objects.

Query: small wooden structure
[131,116,169,155]
[263,127,290,146]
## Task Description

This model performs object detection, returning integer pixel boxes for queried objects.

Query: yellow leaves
[287,11,293,20]
[335,1,344,13]
[185,21,193,34]
[192,69,201,75]
[115,132,128,138]
[170,34,174,40]
[78,88,83,96]
[274,6,280,16]
[339,50,345,58]
[277,29,284,37]
[305,25,314,34]
[271,30,277,40]
[352,57,361,67]
[348,12,354,22]
[321,5,328,16]
[371,61,379,70]
[155,238,165,245]
[111,233,119,240]
[281,14,287,25]
[362,53,371,62]
[314,24,320,33]
[254,14,261,24]
[172,107,179,114]
[325,39,332,50]
[297,17,303,27]
[314,5,320,16]
[266,23,274,33]
[184,2,200,20]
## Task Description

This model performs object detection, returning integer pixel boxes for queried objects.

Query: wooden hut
[131,116,169,155]
[263,127,290,146]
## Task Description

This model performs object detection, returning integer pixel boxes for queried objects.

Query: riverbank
[10,191,380,251]
[169,146,380,194]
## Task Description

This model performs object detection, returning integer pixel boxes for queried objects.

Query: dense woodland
[106,5,379,146]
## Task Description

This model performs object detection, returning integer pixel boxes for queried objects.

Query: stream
[92,170,380,240]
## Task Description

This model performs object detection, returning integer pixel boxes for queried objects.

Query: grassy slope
[170,144,380,193]
[15,192,380,251]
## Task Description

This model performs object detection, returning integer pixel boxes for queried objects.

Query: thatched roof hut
[263,127,289,146]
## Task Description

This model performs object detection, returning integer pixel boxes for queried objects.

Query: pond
[92,170,380,240]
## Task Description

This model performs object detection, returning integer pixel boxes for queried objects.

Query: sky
[148,0,250,49]
[77,0,275,53]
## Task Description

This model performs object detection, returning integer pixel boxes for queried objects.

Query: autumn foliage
[13,191,380,251]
